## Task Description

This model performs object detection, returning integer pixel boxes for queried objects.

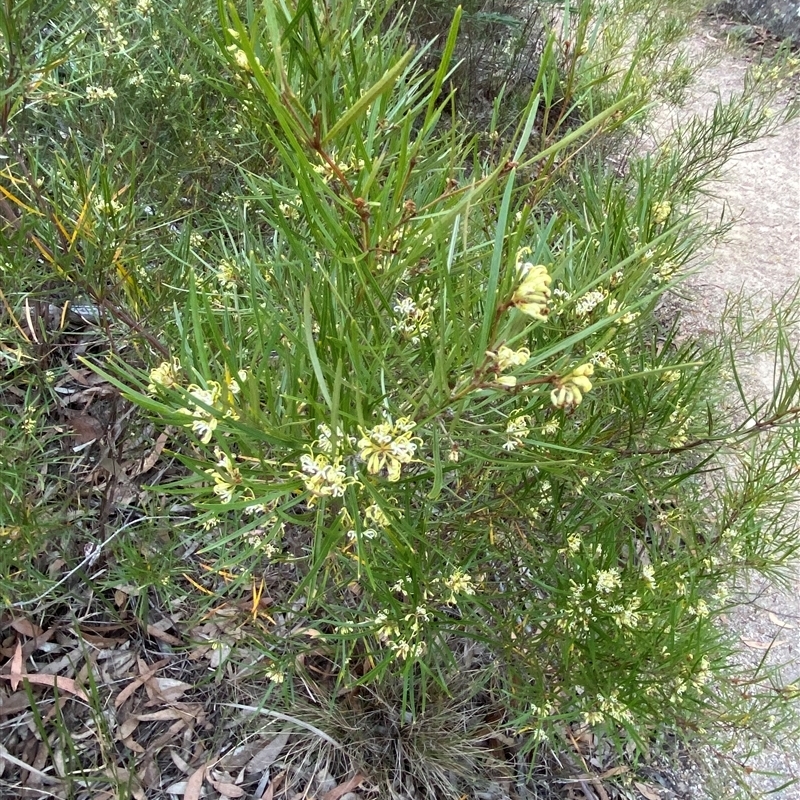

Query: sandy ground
[650,23,800,799]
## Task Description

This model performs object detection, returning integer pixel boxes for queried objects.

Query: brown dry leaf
[114,679,143,709]
[209,778,245,798]
[66,367,92,386]
[246,731,291,774]
[598,766,629,779]
[768,612,797,630]
[115,657,170,708]
[79,630,128,648]
[9,618,44,639]
[48,558,67,577]
[0,691,32,716]
[127,431,169,477]
[97,456,128,479]
[135,703,204,723]
[24,739,49,790]
[741,637,787,650]
[590,776,609,800]
[1,651,89,702]
[147,620,183,646]
[69,413,106,443]
[170,751,191,775]
[139,753,162,791]
[633,781,661,800]
[122,735,146,755]
[566,723,595,754]
[207,642,231,668]
[322,773,366,800]
[150,719,189,751]
[146,676,192,704]
[9,641,23,691]
[119,715,141,740]
[183,765,206,800]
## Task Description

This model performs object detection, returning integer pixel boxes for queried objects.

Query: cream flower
[595,568,621,594]
[357,417,420,482]
[147,359,181,393]
[652,201,671,225]
[503,414,530,451]
[550,364,594,410]
[494,345,530,371]
[511,263,551,320]
[178,382,222,443]
[442,570,476,605]
[294,452,354,504]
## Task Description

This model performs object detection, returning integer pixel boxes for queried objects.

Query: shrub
[2,0,799,795]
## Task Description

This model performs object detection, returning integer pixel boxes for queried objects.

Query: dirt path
[651,23,800,799]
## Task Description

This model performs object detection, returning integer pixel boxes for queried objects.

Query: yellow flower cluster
[172,370,245,444]
[391,290,433,344]
[651,201,671,225]
[226,30,261,73]
[503,413,530,451]
[550,364,594,410]
[511,263,551,320]
[574,288,607,318]
[442,570,476,605]
[85,85,117,101]
[147,359,181,393]
[491,344,530,372]
[206,449,242,504]
[490,344,531,388]
[178,383,222,444]
[295,452,355,505]
[374,605,430,661]
[357,417,420,482]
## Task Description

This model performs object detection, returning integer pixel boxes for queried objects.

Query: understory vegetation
[1,0,800,797]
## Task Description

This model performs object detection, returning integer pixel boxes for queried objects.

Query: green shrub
[2,0,799,795]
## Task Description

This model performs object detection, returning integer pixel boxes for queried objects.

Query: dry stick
[11,517,162,609]
[0,744,61,784]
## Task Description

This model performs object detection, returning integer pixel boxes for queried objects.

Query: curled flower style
[147,359,181,394]
[550,364,594,410]
[511,263,551,320]
[293,452,356,505]
[357,416,421,482]
[178,382,222,443]
[503,413,530,451]
[492,345,530,371]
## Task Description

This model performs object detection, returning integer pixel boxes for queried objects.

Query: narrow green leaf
[261,0,286,87]
[427,427,443,500]
[323,48,415,144]
[478,170,516,356]
[423,6,462,128]
[303,285,332,409]
[513,93,541,162]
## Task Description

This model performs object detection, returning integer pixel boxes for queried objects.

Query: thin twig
[0,744,61,784]
[622,405,800,457]
[11,516,162,609]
